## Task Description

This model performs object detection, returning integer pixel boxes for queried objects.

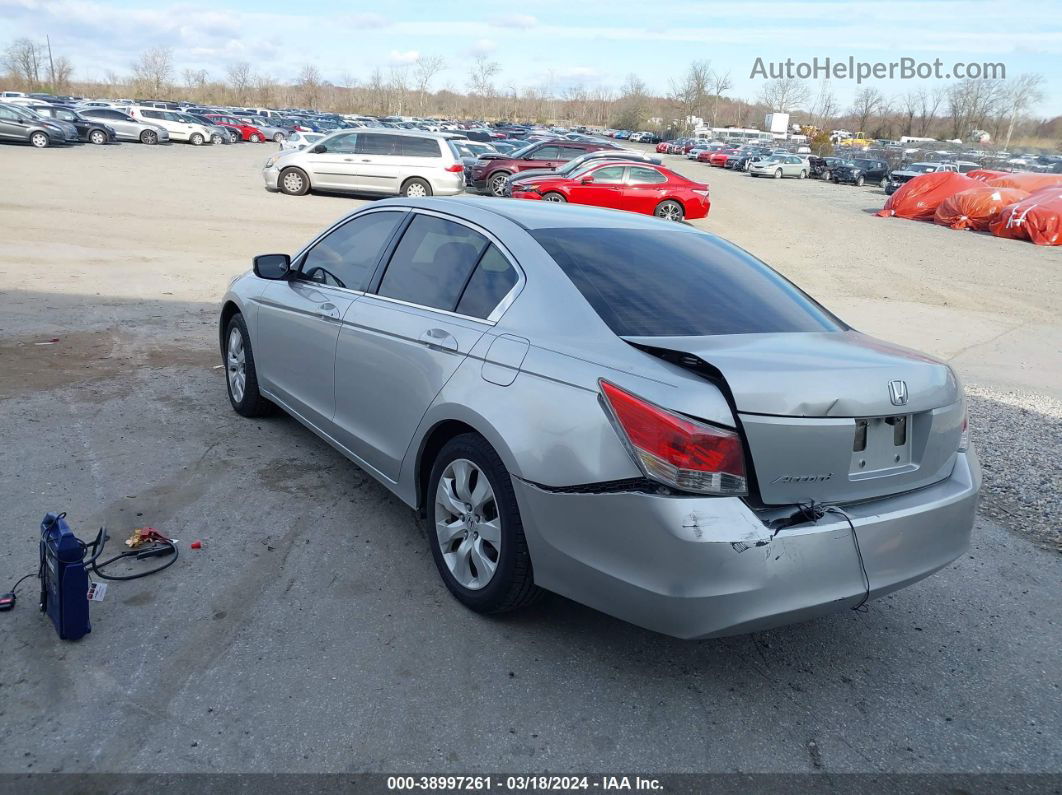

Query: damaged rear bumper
[513,451,980,639]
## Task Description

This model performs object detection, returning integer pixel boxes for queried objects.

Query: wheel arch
[219,300,242,355]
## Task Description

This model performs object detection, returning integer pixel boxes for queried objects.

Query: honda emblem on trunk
[889,380,909,406]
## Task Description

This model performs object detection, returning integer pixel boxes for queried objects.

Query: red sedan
[655,141,671,153]
[203,113,268,142]
[708,148,739,167]
[510,160,710,221]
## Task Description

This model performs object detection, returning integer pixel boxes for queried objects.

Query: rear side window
[356,134,403,155]
[399,136,441,157]
[531,228,845,337]
[628,167,666,185]
[378,215,489,311]
[559,146,590,159]
[455,245,519,319]
[299,211,403,291]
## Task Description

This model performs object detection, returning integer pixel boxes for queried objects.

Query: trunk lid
[624,331,964,505]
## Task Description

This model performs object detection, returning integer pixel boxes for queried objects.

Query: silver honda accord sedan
[219,197,980,639]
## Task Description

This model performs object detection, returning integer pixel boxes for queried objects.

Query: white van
[128,106,216,145]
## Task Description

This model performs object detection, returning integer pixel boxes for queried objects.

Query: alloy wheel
[434,459,502,590]
[90,130,106,145]
[226,328,246,403]
[282,171,304,193]
[490,174,508,196]
[30,132,49,148]
[405,182,428,197]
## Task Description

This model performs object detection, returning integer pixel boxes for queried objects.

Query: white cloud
[488,14,537,29]
[344,12,391,29]
[466,38,497,57]
[388,49,420,65]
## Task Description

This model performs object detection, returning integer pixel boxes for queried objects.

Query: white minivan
[262,129,466,198]
[128,106,216,145]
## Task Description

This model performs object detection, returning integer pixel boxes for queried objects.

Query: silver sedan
[219,198,979,639]
[749,154,810,179]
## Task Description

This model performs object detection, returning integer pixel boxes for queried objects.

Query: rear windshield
[530,228,845,337]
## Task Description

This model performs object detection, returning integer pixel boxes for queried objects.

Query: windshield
[531,228,844,337]
[510,142,538,158]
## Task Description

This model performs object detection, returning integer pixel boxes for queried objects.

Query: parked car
[807,156,846,180]
[238,116,289,143]
[706,147,739,167]
[279,131,325,152]
[200,113,268,142]
[264,128,466,197]
[78,107,169,144]
[499,149,661,196]
[727,147,773,170]
[510,160,710,221]
[128,106,215,145]
[470,139,620,196]
[832,158,890,187]
[748,154,809,179]
[0,102,74,147]
[219,197,978,638]
[32,104,117,144]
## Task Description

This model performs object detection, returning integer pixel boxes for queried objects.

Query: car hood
[622,330,958,417]
[889,170,928,179]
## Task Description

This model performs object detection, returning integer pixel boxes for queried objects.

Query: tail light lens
[599,380,747,496]
[445,163,464,173]
[958,408,969,452]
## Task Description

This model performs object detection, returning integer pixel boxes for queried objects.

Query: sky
[3,0,1060,115]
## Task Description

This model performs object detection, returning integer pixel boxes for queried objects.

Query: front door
[566,164,628,209]
[302,131,361,190]
[253,209,407,430]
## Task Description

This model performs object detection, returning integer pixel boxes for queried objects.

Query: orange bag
[966,169,1008,182]
[877,172,979,221]
[989,187,1062,245]
[986,173,1062,193]
[933,186,1030,231]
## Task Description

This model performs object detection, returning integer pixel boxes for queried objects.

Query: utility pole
[46,34,56,92]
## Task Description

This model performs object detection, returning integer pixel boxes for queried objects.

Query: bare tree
[388,66,409,115]
[850,87,885,134]
[413,54,445,113]
[366,68,386,115]
[706,70,733,127]
[669,60,711,132]
[811,80,837,129]
[131,46,173,97]
[297,63,322,108]
[226,61,253,104]
[758,77,810,112]
[467,55,500,118]
[1001,73,1045,151]
[3,38,43,90]
[946,78,1005,140]
[183,68,208,92]
[612,73,648,130]
[915,86,945,137]
[48,55,73,93]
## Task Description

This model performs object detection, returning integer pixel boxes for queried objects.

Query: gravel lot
[0,140,1059,775]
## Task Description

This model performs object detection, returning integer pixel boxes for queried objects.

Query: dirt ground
[0,139,1059,775]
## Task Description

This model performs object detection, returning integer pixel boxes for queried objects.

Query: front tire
[822,169,831,181]
[488,172,510,197]
[774,168,783,179]
[190,133,205,146]
[401,177,432,197]
[427,434,540,614]
[798,169,807,179]
[30,131,49,148]
[655,199,684,221]
[140,130,158,145]
[224,314,272,418]
[879,177,888,189]
[89,129,107,145]
[278,167,310,196]
[541,191,567,202]
[273,132,285,143]
[855,174,865,187]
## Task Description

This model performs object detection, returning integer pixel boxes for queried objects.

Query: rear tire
[30,131,49,148]
[798,169,807,179]
[541,191,567,202]
[426,434,541,614]
[401,177,432,198]
[140,130,158,145]
[655,199,684,221]
[224,314,272,418]
[278,167,310,195]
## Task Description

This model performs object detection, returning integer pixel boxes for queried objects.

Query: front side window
[378,215,489,311]
[299,211,403,291]
[532,227,845,337]
[326,133,358,154]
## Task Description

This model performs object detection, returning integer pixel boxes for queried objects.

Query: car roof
[371,196,697,232]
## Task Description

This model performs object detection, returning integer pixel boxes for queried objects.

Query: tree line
[3,39,1057,150]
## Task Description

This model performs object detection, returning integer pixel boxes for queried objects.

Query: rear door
[350,132,405,193]
[332,212,520,480]
[621,166,671,214]
[254,209,406,431]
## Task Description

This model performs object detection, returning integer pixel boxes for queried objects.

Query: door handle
[317,302,341,320]
[418,328,458,352]
[360,158,371,162]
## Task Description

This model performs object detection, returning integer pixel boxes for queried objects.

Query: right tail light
[600,380,747,496]
[958,407,970,452]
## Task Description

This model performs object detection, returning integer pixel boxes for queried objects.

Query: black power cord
[81,527,179,581]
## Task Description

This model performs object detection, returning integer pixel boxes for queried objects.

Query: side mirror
[580,176,595,184]
[253,253,291,280]
[312,143,327,153]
